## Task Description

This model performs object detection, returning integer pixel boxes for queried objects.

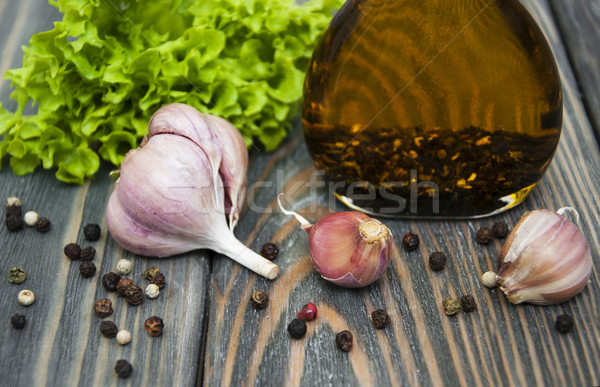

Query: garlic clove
[148,103,223,199]
[279,194,393,288]
[497,209,592,305]
[203,114,249,231]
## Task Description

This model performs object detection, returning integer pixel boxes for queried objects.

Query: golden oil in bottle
[303,0,562,218]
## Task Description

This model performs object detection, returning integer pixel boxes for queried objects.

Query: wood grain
[1,0,600,386]
[550,0,600,137]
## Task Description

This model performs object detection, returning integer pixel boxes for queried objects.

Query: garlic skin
[278,195,393,288]
[497,209,592,305]
[148,104,247,230]
[106,104,278,280]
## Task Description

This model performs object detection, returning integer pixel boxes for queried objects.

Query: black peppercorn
[260,242,279,260]
[6,204,22,217]
[64,243,81,260]
[492,221,509,239]
[145,316,164,337]
[125,285,144,305]
[476,227,494,244]
[428,252,447,271]
[335,330,353,352]
[117,278,134,296]
[460,295,477,312]
[114,359,133,379]
[150,273,166,289]
[5,215,24,232]
[250,290,269,310]
[79,246,96,261]
[371,309,389,329]
[402,232,419,251]
[102,272,121,292]
[35,217,51,233]
[94,298,113,317]
[142,266,161,281]
[99,321,118,338]
[556,314,574,333]
[83,223,101,241]
[10,314,26,329]
[79,261,97,278]
[287,318,307,339]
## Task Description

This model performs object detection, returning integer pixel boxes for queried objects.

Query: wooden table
[1,1,599,385]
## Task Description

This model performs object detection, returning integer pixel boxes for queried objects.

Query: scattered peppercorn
[94,298,113,317]
[371,309,389,329]
[150,273,166,289]
[250,290,269,310]
[460,295,477,312]
[17,290,35,306]
[260,242,279,260]
[556,314,574,333]
[492,221,509,239]
[79,246,96,261]
[442,297,461,315]
[8,267,26,284]
[297,302,318,321]
[6,203,22,218]
[79,261,97,278]
[476,227,494,244]
[10,314,26,329]
[24,211,39,227]
[64,243,81,260]
[287,318,307,339]
[83,223,101,241]
[99,321,118,338]
[481,271,498,288]
[114,360,133,379]
[335,330,353,352]
[5,215,24,232]
[115,259,133,275]
[117,278,134,296]
[145,284,160,299]
[116,330,132,345]
[35,217,51,233]
[102,272,121,292]
[124,285,144,305]
[143,266,161,281]
[428,252,447,271]
[6,197,22,207]
[145,316,164,337]
[402,232,419,251]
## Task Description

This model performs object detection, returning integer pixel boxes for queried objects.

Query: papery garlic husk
[148,103,248,230]
[107,105,278,279]
[278,195,393,288]
[496,209,592,305]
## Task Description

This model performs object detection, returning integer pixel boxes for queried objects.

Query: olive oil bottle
[303,0,562,218]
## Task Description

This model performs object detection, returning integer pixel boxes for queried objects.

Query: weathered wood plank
[205,1,600,386]
[0,1,210,385]
[550,0,600,137]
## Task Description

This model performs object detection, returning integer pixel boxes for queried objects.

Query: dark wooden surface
[1,0,599,386]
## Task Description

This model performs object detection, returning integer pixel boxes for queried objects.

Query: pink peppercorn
[297,302,318,321]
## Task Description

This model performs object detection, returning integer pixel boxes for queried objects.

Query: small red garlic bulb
[278,195,393,288]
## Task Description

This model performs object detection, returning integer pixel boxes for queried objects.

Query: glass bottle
[303,0,562,218]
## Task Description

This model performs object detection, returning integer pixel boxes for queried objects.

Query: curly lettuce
[0,0,342,183]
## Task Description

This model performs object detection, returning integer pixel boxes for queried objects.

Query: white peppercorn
[116,329,132,345]
[115,259,133,275]
[6,197,21,207]
[18,290,35,306]
[24,211,39,227]
[145,284,160,299]
[482,271,498,288]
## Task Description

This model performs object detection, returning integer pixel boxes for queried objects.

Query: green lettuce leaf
[0,0,342,183]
